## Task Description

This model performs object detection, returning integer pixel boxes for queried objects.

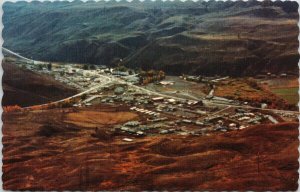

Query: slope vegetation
[3,106,299,190]
[3,1,299,76]
[3,61,77,107]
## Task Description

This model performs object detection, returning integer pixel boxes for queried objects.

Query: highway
[23,80,113,109]
[4,47,300,115]
[3,47,46,64]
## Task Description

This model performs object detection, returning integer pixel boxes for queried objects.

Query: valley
[2,1,299,190]
[2,48,299,190]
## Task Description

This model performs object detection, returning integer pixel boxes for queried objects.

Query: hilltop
[3,0,299,76]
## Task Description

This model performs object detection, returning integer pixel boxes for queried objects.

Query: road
[23,80,113,109]
[4,47,299,115]
[205,100,299,115]
[3,47,46,64]
[92,73,300,115]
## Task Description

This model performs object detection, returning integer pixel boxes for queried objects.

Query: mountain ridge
[3,0,299,76]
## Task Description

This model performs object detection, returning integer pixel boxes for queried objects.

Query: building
[112,71,129,76]
[159,81,174,85]
[152,97,164,101]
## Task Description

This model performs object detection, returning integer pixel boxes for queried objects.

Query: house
[112,71,129,76]
[256,74,267,79]
[182,119,192,124]
[125,76,140,84]
[261,103,268,109]
[83,70,95,77]
[167,98,176,103]
[97,65,107,69]
[152,97,164,101]
[124,121,140,127]
[187,100,199,105]
[280,73,287,78]
[195,121,204,126]
[214,126,228,132]
[159,81,174,85]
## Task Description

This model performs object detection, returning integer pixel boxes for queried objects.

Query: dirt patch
[214,78,296,110]
[37,123,81,137]
[65,110,138,127]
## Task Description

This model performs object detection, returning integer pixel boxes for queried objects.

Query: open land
[2,58,77,107]
[3,106,299,191]
[2,52,299,190]
[260,78,299,105]
[2,1,299,190]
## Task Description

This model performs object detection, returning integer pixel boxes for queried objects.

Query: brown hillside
[3,107,298,190]
[2,61,77,107]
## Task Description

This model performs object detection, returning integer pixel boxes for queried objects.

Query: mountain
[3,0,299,76]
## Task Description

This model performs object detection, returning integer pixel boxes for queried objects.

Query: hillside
[3,61,77,107]
[3,106,299,190]
[3,1,299,76]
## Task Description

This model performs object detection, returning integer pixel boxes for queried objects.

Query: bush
[83,64,89,70]
[3,105,21,112]
[47,63,52,70]
[81,94,87,100]
[90,65,96,70]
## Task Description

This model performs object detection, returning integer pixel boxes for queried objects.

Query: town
[3,49,298,141]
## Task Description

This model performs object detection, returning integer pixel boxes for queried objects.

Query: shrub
[3,105,22,112]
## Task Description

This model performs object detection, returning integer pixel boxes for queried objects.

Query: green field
[271,87,299,105]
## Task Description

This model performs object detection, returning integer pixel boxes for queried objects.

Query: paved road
[4,47,299,115]
[23,80,112,109]
[204,100,299,115]
[3,47,46,64]
[99,73,300,115]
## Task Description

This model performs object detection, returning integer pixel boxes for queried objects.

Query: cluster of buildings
[81,82,283,138]
[11,57,295,139]
[256,72,297,79]
[20,61,141,91]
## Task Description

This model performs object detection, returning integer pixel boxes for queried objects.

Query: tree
[147,70,155,77]
[117,65,127,72]
[83,64,89,70]
[90,65,96,70]
[158,70,165,80]
[3,105,21,112]
[37,64,43,70]
[81,94,87,100]
[47,63,52,71]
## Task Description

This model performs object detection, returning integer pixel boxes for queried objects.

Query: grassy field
[271,87,298,105]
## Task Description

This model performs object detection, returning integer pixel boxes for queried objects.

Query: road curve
[5,47,299,115]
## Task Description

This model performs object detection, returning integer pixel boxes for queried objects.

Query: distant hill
[3,1,299,76]
[3,61,77,107]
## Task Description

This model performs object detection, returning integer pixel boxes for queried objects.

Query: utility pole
[257,152,260,174]
[79,165,83,190]
[85,155,89,189]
